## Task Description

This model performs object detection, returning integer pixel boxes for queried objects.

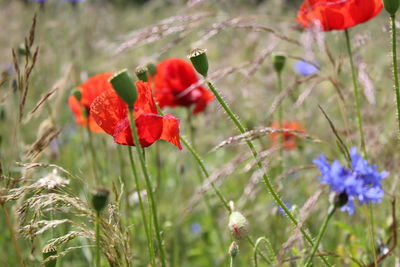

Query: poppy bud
[272,53,286,74]
[228,241,239,258]
[92,187,109,214]
[42,246,57,267]
[188,48,208,77]
[228,211,249,240]
[135,66,148,82]
[384,0,400,15]
[109,69,137,109]
[72,89,82,102]
[146,62,157,76]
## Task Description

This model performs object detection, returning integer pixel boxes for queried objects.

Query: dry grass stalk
[25,126,61,161]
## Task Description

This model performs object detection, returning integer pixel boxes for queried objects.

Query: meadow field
[0,0,399,266]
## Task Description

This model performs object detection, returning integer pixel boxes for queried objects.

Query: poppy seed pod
[109,69,137,109]
[272,54,286,74]
[72,89,82,102]
[42,246,57,267]
[188,48,208,77]
[228,211,249,240]
[92,187,109,214]
[146,62,157,76]
[135,66,149,82]
[384,0,400,15]
[229,241,239,258]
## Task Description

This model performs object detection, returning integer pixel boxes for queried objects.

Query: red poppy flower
[152,58,213,114]
[270,121,305,150]
[296,0,383,31]
[68,73,113,133]
[90,81,182,149]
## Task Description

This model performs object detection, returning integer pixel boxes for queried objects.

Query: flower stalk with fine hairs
[109,70,166,267]
[189,48,330,266]
[91,187,109,267]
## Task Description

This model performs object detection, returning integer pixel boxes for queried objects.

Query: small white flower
[36,169,69,190]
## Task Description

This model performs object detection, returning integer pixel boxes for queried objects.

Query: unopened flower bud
[146,62,157,76]
[135,66,148,82]
[42,246,57,267]
[334,192,349,208]
[229,241,239,258]
[109,69,137,109]
[72,89,82,102]
[92,187,109,214]
[272,53,286,74]
[228,211,249,240]
[188,48,208,77]
[384,0,400,15]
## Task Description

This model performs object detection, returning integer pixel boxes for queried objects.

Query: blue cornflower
[190,223,201,235]
[294,60,319,76]
[313,147,388,215]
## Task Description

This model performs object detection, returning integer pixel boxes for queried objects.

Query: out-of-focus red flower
[296,0,383,31]
[90,81,182,149]
[68,73,113,133]
[152,58,213,114]
[270,121,305,150]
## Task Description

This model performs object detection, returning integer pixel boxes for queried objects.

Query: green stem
[230,255,234,267]
[127,109,166,267]
[253,236,276,266]
[187,111,225,256]
[206,81,330,266]
[344,29,367,158]
[248,236,272,265]
[345,29,377,265]
[156,106,270,263]
[95,213,100,267]
[277,71,284,171]
[305,206,336,266]
[391,14,400,137]
[1,203,25,267]
[86,121,100,184]
[127,146,155,266]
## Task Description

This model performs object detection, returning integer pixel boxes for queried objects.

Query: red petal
[91,89,128,136]
[160,114,182,149]
[68,95,104,133]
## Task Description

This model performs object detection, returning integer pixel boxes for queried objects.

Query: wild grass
[0,0,399,266]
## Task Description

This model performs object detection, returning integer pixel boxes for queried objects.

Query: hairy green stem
[127,146,155,266]
[345,29,377,265]
[187,111,225,255]
[95,213,100,267]
[390,14,400,137]
[304,206,336,266]
[86,121,100,184]
[253,236,276,266]
[127,109,166,267]
[1,203,25,267]
[344,29,367,157]
[206,81,330,266]
[277,71,284,171]
[156,106,269,263]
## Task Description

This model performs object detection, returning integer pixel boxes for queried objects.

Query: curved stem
[128,110,166,267]
[344,29,367,158]
[305,206,336,266]
[253,237,275,266]
[187,111,225,254]
[206,81,330,266]
[127,146,155,266]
